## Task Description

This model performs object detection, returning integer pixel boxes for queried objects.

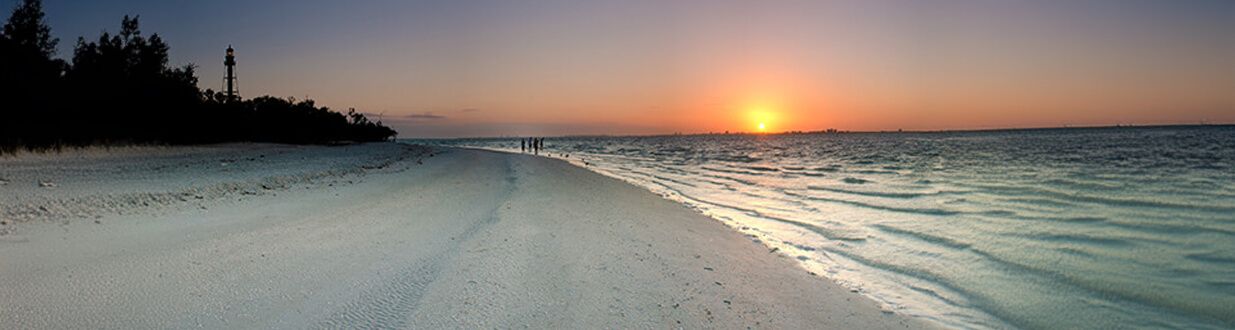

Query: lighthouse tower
[223,46,239,102]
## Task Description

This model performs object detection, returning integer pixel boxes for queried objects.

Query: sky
[32,0,1235,137]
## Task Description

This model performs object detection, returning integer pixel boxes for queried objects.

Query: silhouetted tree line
[1,0,396,153]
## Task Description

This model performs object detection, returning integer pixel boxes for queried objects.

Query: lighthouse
[223,45,239,102]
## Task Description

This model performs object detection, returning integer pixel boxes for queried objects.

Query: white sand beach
[0,143,930,328]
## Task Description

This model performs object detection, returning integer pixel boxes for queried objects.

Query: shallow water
[417,126,1235,329]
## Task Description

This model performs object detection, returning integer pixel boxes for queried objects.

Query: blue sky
[29,0,1235,137]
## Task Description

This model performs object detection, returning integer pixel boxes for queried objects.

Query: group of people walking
[521,137,544,155]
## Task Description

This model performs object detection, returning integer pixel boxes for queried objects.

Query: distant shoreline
[407,123,1234,140]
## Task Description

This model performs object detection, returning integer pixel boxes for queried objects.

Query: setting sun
[747,106,778,133]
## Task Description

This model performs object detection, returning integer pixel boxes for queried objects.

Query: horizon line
[401,122,1234,140]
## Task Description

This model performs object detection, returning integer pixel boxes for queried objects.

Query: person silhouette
[521,138,526,152]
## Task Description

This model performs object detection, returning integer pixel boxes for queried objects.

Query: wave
[700,173,756,186]
[1183,251,1235,265]
[842,177,871,184]
[960,182,1235,214]
[742,165,780,172]
[714,154,761,163]
[1004,232,1135,248]
[872,224,973,250]
[783,170,827,177]
[700,166,765,176]
[785,190,961,216]
[807,185,968,199]
[431,126,1235,329]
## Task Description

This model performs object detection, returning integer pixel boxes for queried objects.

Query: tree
[2,3,397,151]
[62,15,202,142]
[2,0,57,57]
[1,0,64,145]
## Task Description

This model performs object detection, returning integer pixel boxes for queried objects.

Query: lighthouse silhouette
[223,45,239,102]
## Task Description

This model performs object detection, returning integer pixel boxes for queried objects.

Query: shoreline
[0,143,931,328]
[435,127,1235,330]
[441,144,955,324]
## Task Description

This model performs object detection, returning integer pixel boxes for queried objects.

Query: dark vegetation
[0,0,396,154]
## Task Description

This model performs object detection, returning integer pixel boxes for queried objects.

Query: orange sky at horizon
[355,0,1232,137]
[66,0,1229,137]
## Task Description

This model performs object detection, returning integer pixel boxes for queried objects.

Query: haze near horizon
[42,0,1235,137]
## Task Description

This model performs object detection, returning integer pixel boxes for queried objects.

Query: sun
[745,102,780,133]
[750,111,773,133]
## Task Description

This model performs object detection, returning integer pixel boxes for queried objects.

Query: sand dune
[0,143,929,328]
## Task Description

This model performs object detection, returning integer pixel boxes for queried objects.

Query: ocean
[416,125,1235,329]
